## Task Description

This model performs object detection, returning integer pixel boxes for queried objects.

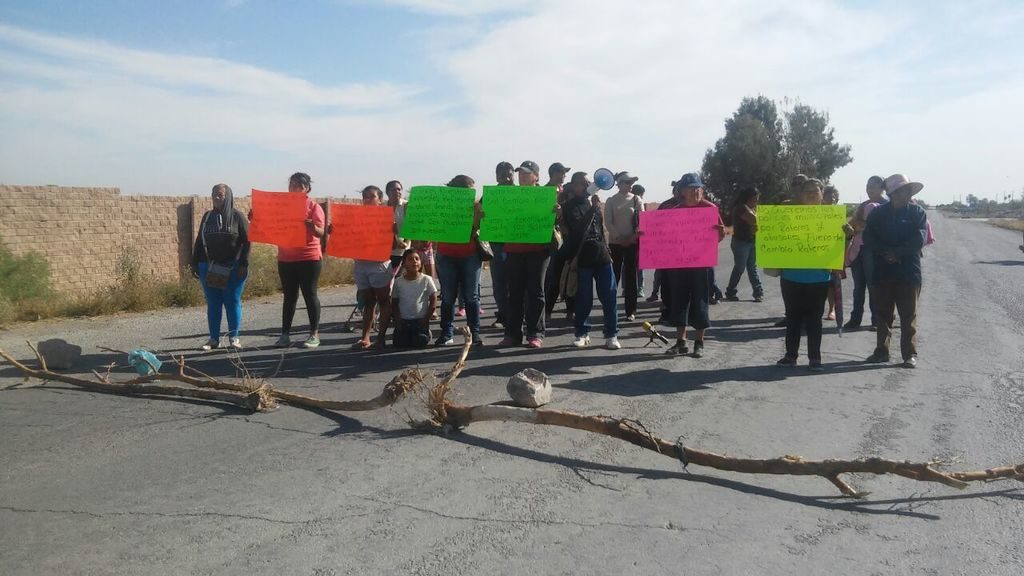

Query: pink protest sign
[639,207,720,269]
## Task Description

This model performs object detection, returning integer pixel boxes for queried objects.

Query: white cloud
[1,1,1022,203]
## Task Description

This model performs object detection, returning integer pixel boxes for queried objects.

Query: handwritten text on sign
[478,186,557,243]
[756,205,847,269]
[325,204,394,261]
[638,207,720,269]
[400,186,476,243]
[248,190,308,248]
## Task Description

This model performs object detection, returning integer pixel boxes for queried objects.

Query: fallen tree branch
[2,340,432,414]
[425,359,1024,499]
[1,348,272,411]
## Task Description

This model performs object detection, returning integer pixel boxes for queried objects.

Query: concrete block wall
[0,185,356,296]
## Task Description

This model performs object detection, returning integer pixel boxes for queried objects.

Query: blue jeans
[489,243,508,324]
[849,249,876,326]
[199,261,247,339]
[436,253,482,339]
[574,262,618,338]
[725,238,763,298]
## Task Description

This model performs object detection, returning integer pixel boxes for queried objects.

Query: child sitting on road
[392,248,437,348]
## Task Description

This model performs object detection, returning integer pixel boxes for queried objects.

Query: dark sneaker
[809,362,825,372]
[472,333,484,347]
[843,320,861,330]
[692,340,704,358]
[776,356,797,367]
[902,356,917,369]
[665,340,688,355]
[646,294,660,303]
[435,335,455,346]
[753,294,764,303]
[773,318,788,327]
[865,352,890,363]
[723,295,740,302]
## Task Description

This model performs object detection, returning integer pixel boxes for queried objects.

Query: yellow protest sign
[756,205,847,269]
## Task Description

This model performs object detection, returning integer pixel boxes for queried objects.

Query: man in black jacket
[863,174,928,368]
[563,172,620,350]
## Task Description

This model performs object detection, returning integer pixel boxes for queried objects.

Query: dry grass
[0,242,354,326]
[988,219,1024,232]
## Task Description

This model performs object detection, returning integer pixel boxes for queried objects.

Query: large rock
[506,368,552,408]
[36,339,82,371]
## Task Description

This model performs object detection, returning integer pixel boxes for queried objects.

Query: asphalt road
[2,211,1023,576]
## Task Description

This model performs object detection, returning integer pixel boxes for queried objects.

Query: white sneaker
[200,338,219,351]
[625,314,636,321]
[572,335,591,348]
[228,337,242,350]
[605,337,621,350]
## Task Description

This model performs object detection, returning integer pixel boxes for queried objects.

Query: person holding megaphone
[563,170,621,350]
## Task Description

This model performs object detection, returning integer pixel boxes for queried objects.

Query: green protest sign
[400,186,476,243]
[756,205,847,269]
[478,186,557,243]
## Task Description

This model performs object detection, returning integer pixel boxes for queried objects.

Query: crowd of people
[191,165,931,370]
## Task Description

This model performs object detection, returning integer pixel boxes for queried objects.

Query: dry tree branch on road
[3,333,1023,499]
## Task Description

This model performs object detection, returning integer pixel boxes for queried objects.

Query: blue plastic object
[593,168,615,191]
[128,349,161,376]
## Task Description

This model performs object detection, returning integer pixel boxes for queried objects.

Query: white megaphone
[587,168,616,195]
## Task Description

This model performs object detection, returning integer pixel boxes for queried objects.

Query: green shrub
[243,245,282,298]
[0,239,52,302]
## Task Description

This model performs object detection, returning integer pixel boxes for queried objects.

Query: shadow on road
[974,260,1024,266]
[561,360,885,397]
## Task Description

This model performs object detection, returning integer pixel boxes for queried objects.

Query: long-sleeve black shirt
[564,194,611,267]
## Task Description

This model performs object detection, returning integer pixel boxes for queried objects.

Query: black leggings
[780,279,830,361]
[279,260,322,334]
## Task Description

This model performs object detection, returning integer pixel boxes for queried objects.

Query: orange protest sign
[325,204,394,261]
[248,190,308,248]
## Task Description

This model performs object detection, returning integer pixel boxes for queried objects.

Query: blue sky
[1,0,1022,204]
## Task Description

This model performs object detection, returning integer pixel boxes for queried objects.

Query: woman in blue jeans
[433,174,484,346]
[725,186,763,302]
[191,184,250,351]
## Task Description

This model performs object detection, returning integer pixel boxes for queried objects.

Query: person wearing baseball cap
[564,171,621,350]
[543,161,571,320]
[605,171,644,321]
[657,173,725,358]
[499,160,551,348]
[863,174,928,369]
[487,161,515,330]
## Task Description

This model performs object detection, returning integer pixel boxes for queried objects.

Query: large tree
[702,97,852,215]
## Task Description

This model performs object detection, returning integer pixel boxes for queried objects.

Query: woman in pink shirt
[275,172,326,348]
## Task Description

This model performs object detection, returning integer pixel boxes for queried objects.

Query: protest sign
[638,207,720,269]
[400,186,476,243]
[325,204,394,261]
[478,186,557,243]
[756,205,847,269]
[248,190,308,248]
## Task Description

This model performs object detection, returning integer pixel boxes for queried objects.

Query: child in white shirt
[391,248,438,348]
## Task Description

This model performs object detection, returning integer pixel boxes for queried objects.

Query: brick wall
[0,185,350,295]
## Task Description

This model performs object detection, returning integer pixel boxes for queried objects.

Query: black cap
[548,162,571,176]
[515,160,540,175]
[496,161,514,171]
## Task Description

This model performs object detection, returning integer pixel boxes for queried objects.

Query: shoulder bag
[559,208,597,299]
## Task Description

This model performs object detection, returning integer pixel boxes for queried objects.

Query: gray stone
[36,339,82,371]
[506,368,552,408]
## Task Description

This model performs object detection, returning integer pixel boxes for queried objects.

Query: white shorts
[354,260,393,290]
